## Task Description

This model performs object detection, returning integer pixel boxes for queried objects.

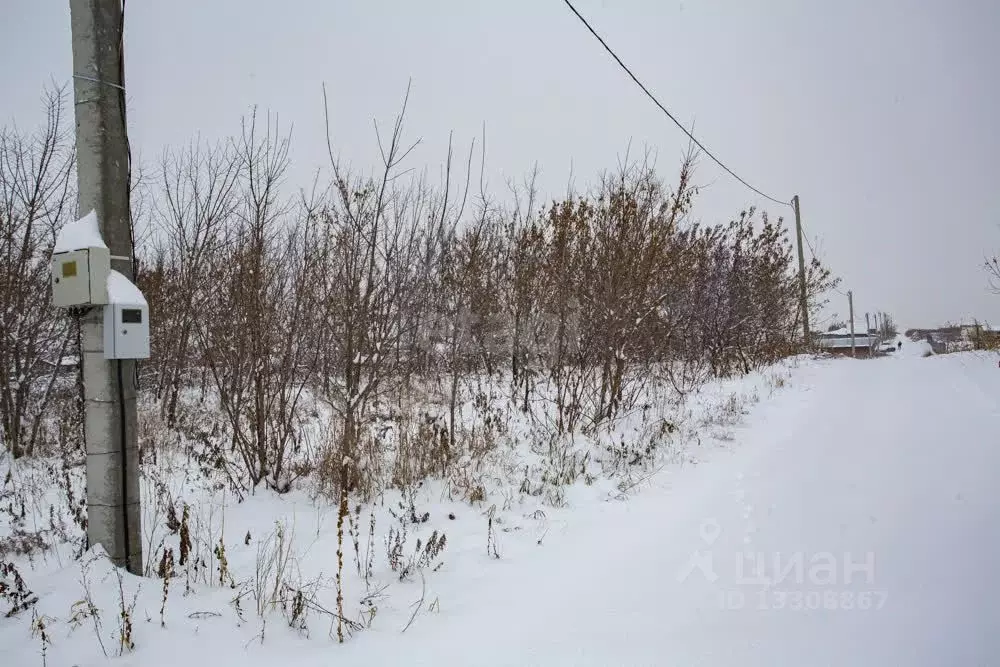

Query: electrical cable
[118,0,141,393]
[118,0,134,266]
[801,221,851,298]
[116,358,131,566]
[558,0,791,207]
[800,222,820,262]
[118,4,139,559]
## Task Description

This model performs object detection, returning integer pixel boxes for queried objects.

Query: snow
[894,334,933,358]
[106,269,146,306]
[4,351,1000,665]
[332,352,1000,666]
[53,210,107,254]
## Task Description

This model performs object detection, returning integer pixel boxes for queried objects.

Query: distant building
[813,327,879,356]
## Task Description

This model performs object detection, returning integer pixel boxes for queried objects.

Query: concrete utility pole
[792,195,810,348]
[865,313,872,357]
[848,291,856,358]
[70,0,142,573]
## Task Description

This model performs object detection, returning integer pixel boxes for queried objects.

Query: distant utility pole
[848,291,856,358]
[792,195,810,347]
[70,0,142,573]
[865,313,872,356]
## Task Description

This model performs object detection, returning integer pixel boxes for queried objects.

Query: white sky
[4,0,999,328]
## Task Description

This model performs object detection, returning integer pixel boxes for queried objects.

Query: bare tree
[318,84,436,494]
[587,150,697,422]
[145,138,240,425]
[503,166,544,409]
[196,111,321,493]
[986,256,1000,294]
[0,87,75,458]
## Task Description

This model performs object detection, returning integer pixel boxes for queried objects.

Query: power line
[802,222,849,296]
[800,222,820,260]
[559,0,790,208]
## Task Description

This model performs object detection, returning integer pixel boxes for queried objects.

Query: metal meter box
[51,210,110,307]
[52,247,111,307]
[103,271,150,360]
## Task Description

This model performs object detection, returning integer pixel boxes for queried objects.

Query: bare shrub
[0,86,75,459]
[199,112,322,494]
[0,558,37,617]
[1,79,845,581]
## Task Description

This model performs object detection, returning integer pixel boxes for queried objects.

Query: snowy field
[3,341,1000,666]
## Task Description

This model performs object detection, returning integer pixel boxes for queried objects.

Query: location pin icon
[699,519,721,546]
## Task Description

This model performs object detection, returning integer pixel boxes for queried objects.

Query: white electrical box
[103,270,150,360]
[51,210,110,307]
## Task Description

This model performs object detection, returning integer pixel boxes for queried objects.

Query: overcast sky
[4,0,998,328]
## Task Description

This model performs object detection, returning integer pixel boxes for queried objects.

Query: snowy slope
[5,351,1000,665]
[327,352,1000,666]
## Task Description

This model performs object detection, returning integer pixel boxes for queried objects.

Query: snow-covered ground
[4,347,1000,665]
[335,348,1000,666]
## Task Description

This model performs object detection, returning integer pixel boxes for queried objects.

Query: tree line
[0,89,837,494]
